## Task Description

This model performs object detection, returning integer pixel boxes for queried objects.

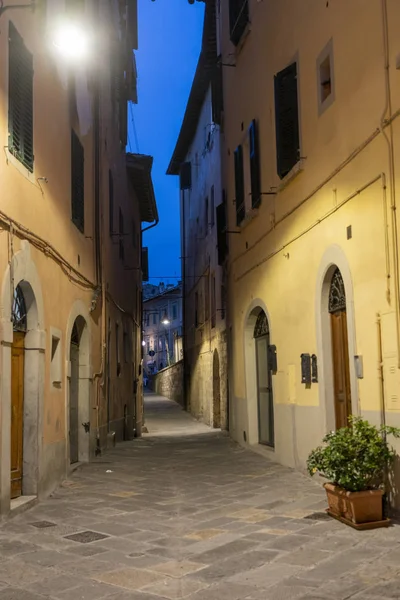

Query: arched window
[12,285,27,332]
[254,311,269,338]
[329,268,346,314]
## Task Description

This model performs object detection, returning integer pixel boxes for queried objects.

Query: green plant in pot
[307,417,400,526]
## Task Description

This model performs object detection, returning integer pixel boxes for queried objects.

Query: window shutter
[211,59,223,126]
[8,22,34,172]
[109,170,114,235]
[234,145,245,225]
[274,62,300,180]
[180,162,192,190]
[216,202,227,266]
[229,0,249,46]
[142,247,149,282]
[71,129,85,232]
[249,119,261,208]
[119,208,125,262]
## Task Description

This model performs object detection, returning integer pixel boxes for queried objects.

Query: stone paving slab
[0,393,399,599]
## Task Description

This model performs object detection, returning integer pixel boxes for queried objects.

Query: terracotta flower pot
[324,482,383,524]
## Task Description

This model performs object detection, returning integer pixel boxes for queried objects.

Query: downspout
[91,2,104,455]
[381,0,400,367]
[181,189,188,410]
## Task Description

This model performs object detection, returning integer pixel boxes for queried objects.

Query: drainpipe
[181,188,188,410]
[380,0,400,367]
[91,1,104,456]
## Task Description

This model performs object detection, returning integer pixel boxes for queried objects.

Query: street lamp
[161,312,170,326]
[52,21,90,60]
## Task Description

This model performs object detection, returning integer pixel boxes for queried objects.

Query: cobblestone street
[1,394,400,599]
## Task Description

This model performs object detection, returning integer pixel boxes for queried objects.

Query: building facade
[217,0,400,505]
[143,283,183,376]
[0,0,157,515]
[167,2,228,429]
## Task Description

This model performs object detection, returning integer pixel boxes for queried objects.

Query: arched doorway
[11,286,27,499]
[68,316,89,465]
[212,349,221,428]
[329,268,351,429]
[254,311,274,447]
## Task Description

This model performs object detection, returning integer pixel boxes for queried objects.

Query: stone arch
[65,300,92,465]
[0,241,45,513]
[315,244,358,433]
[243,299,274,446]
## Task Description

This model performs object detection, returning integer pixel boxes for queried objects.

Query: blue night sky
[129,0,205,285]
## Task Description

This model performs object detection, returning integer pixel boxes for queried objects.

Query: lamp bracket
[0,1,36,17]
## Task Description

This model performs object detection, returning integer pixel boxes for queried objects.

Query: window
[71,129,85,232]
[234,145,245,225]
[211,275,216,329]
[119,208,124,262]
[216,191,228,265]
[210,185,215,228]
[172,303,178,320]
[249,120,261,208]
[220,282,226,320]
[153,313,158,325]
[50,329,62,387]
[204,196,209,235]
[229,0,249,46]
[109,170,114,235]
[317,39,335,114]
[274,62,300,180]
[116,323,121,376]
[8,22,34,172]
[180,162,192,190]
[205,275,210,324]
[123,330,129,363]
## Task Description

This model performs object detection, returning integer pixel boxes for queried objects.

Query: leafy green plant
[307,417,400,492]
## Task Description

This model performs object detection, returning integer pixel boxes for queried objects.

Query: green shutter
[249,119,261,208]
[71,129,85,232]
[274,62,300,179]
[234,145,245,225]
[109,170,114,235]
[119,208,125,262]
[8,22,34,172]
[216,197,228,266]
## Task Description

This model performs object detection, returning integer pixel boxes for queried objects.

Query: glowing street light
[161,312,170,326]
[142,340,146,347]
[52,21,90,61]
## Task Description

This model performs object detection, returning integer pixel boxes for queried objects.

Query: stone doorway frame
[0,242,45,515]
[65,300,92,467]
[315,245,359,433]
[243,299,274,447]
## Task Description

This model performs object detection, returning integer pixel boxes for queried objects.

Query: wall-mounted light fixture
[161,313,170,326]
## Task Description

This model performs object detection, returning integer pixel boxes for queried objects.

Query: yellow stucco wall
[221,0,400,483]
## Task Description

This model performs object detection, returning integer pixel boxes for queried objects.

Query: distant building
[143,283,183,375]
[167,1,228,429]
[143,282,177,301]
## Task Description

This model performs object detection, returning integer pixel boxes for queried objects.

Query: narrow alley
[0,395,398,600]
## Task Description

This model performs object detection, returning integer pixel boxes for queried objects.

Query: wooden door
[11,332,24,499]
[256,336,274,446]
[331,311,352,429]
[69,343,79,464]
